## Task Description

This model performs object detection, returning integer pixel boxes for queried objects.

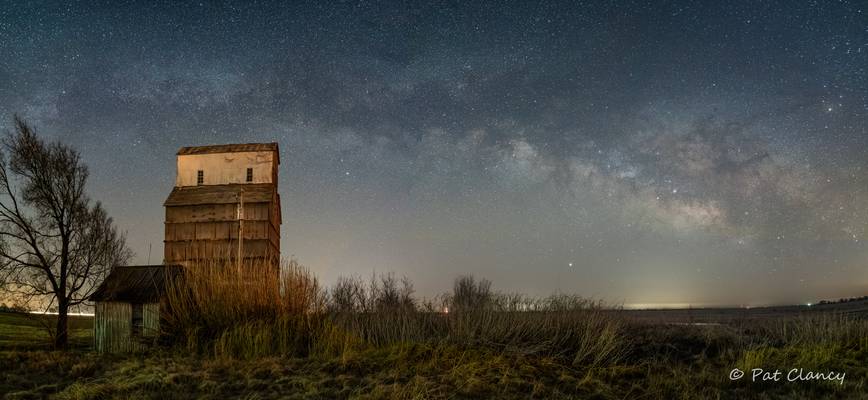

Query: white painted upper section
[176,151,276,186]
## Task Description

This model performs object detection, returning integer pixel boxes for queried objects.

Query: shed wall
[94,302,159,353]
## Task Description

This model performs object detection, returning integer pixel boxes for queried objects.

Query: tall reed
[324,274,628,367]
[162,259,628,368]
[162,257,327,357]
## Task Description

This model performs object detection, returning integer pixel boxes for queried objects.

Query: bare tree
[449,275,493,312]
[329,275,366,313]
[0,115,132,348]
[369,273,415,312]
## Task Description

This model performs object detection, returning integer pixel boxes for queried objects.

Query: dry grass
[3,257,865,398]
[160,260,628,370]
[162,258,326,357]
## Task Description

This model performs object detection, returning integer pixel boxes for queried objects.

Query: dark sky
[1,1,867,306]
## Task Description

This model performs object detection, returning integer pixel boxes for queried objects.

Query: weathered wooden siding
[143,303,159,338]
[164,145,281,269]
[94,302,159,353]
[164,239,276,263]
[94,302,129,353]
[165,220,274,241]
[164,201,279,267]
[166,203,276,227]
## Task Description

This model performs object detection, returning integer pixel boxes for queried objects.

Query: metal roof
[89,265,183,303]
[164,184,274,206]
[177,142,279,158]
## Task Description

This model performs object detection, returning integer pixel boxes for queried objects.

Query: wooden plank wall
[164,200,279,267]
[143,303,160,338]
[164,240,274,259]
[165,203,277,230]
[94,302,130,353]
[94,302,160,353]
[165,220,274,241]
[165,203,236,223]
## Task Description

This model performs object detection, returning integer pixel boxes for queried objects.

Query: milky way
[1,1,866,305]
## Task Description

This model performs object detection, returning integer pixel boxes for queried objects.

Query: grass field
[1,265,867,399]
[0,312,92,350]
[2,310,867,399]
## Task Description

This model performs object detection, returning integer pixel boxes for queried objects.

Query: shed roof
[164,184,274,206]
[177,142,279,158]
[89,265,182,302]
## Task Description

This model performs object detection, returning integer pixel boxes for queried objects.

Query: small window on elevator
[197,170,204,185]
[246,168,253,182]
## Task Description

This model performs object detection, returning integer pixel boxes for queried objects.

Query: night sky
[2,1,867,306]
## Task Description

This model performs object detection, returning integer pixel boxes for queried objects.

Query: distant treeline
[817,295,868,305]
[0,303,27,313]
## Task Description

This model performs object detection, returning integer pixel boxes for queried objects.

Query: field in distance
[0,311,92,350]
[619,298,868,324]
[1,301,867,399]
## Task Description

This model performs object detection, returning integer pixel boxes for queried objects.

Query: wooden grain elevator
[163,143,281,269]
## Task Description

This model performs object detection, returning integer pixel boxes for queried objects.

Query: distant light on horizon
[28,311,94,317]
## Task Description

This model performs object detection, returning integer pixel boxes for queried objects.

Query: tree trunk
[54,297,69,349]
[56,234,69,350]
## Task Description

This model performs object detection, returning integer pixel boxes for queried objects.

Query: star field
[1,0,867,305]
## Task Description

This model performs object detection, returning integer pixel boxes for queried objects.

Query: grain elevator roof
[164,184,274,206]
[177,142,279,159]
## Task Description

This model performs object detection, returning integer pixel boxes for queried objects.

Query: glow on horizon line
[623,299,825,309]
[623,303,702,309]
[622,303,751,310]
[28,311,94,316]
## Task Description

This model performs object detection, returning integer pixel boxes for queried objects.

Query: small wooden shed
[89,265,181,353]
